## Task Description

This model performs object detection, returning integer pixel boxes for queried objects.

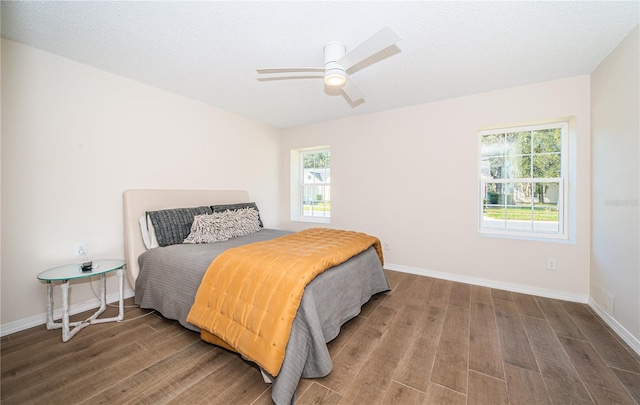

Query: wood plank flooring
[3,270,640,404]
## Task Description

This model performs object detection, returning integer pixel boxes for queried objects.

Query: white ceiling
[2,1,638,129]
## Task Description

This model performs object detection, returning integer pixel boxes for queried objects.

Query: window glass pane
[303,151,330,169]
[484,182,503,205]
[505,131,531,156]
[480,158,491,179]
[485,183,509,207]
[532,128,561,153]
[532,153,561,178]
[532,205,559,232]
[303,169,315,184]
[301,185,316,203]
[318,168,329,184]
[533,182,560,205]
[506,155,531,179]
[481,134,504,157]
[482,204,506,230]
[532,181,560,232]
[502,183,516,206]
[505,182,533,231]
[304,168,329,184]
[487,157,505,179]
[533,204,559,232]
[301,185,330,218]
[506,215,534,231]
[513,182,534,206]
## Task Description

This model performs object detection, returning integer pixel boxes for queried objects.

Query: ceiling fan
[256,26,402,104]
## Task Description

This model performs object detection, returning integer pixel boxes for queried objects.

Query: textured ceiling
[2,1,638,128]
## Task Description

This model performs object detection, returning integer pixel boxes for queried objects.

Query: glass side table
[37,259,125,342]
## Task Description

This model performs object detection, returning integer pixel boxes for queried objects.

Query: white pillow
[139,216,152,249]
[139,215,160,249]
[146,215,159,248]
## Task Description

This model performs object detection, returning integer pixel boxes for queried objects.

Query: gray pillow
[146,206,212,247]
[211,202,263,227]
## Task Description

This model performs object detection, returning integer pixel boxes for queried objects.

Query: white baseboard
[385,262,589,303]
[588,297,640,356]
[0,288,136,337]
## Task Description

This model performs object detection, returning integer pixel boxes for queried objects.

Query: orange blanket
[186,228,383,376]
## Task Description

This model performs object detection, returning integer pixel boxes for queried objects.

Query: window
[479,122,568,239]
[291,147,330,222]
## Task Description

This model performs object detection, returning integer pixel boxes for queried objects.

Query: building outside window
[479,122,568,239]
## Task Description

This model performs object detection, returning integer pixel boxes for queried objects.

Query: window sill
[292,216,331,224]
[478,229,573,244]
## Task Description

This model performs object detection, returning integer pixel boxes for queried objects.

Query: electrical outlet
[383,242,391,251]
[547,258,556,271]
[75,242,88,257]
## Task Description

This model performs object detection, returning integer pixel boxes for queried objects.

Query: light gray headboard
[122,189,250,288]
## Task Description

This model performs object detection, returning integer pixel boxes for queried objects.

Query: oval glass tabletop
[37,259,125,281]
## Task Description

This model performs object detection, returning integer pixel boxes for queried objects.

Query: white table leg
[99,273,107,312]
[45,282,55,329]
[61,281,71,342]
[89,269,125,324]
[117,268,124,321]
[44,280,81,339]
[85,274,107,322]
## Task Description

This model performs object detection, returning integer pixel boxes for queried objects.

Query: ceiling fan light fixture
[324,71,346,87]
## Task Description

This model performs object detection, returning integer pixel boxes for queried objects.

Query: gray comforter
[135,229,390,405]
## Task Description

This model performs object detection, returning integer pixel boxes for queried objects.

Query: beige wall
[591,26,640,340]
[280,76,591,300]
[1,39,281,329]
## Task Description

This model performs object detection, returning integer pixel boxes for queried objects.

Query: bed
[123,189,390,405]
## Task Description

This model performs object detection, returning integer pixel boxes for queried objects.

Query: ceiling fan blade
[257,74,323,81]
[337,26,402,70]
[257,67,324,74]
[342,74,364,103]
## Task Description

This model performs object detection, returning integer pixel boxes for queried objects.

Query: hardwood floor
[2,270,640,404]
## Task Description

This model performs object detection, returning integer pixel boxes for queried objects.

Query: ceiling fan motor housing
[323,41,346,86]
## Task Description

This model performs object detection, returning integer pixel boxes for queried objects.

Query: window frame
[290,146,331,223]
[478,122,569,240]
